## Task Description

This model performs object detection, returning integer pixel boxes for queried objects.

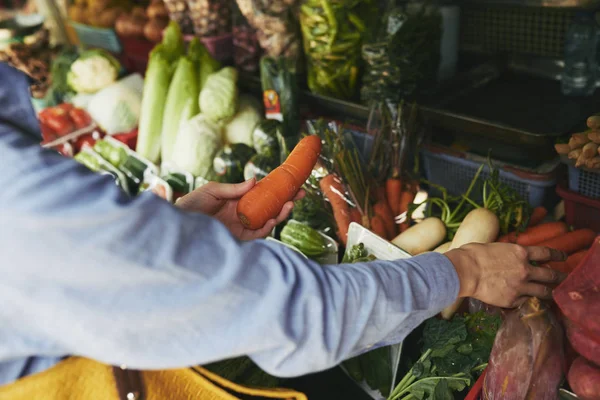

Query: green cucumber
[280,222,327,258]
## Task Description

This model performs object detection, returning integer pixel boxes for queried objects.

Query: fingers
[293,189,306,201]
[252,220,277,239]
[526,246,567,263]
[274,201,295,224]
[519,283,553,300]
[526,265,567,284]
[208,179,256,200]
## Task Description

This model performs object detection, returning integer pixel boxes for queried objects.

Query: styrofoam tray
[342,222,412,400]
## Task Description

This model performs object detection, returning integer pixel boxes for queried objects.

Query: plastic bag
[236,0,303,68]
[187,0,232,37]
[565,318,600,367]
[233,3,261,72]
[361,4,441,104]
[468,298,501,317]
[554,236,600,340]
[300,0,377,100]
[483,298,564,400]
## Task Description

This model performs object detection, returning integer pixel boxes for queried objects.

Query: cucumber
[280,222,327,258]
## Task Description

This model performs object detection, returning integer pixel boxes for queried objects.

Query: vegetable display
[299,0,376,100]
[237,135,322,230]
[389,312,501,400]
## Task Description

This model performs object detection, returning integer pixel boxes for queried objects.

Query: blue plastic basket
[71,22,122,53]
[568,165,600,199]
[422,147,557,208]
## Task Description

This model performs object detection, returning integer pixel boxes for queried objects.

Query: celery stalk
[160,56,199,164]
[136,45,174,164]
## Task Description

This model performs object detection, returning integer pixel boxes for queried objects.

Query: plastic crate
[568,165,600,199]
[422,146,558,208]
[70,22,122,53]
[557,183,600,232]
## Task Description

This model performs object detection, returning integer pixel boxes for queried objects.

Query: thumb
[211,178,256,200]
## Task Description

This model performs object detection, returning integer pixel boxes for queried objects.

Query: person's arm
[0,64,460,379]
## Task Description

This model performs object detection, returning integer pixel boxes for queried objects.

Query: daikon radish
[391,217,446,256]
[434,241,452,253]
[441,208,500,320]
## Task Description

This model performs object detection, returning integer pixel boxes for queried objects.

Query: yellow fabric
[0,357,307,400]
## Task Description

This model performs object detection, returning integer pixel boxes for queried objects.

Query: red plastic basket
[557,183,600,233]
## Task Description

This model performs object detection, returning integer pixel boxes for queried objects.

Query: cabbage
[87,78,142,135]
[171,114,223,178]
[223,94,263,146]
[67,49,121,94]
[199,67,238,123]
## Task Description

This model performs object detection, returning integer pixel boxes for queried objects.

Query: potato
[98,8,122,28]
[589,131,600,144]
[568,357,600,400]
[555,143,571,155]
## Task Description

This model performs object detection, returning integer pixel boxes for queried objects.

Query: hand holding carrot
[178,179,304,241]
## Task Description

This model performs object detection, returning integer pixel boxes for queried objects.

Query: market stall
[2,0,600,399]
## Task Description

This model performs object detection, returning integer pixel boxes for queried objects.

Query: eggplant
[483,297,564,400]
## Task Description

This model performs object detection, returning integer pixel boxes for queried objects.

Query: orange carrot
[545,249,589,275]
[237,135,322,230]
[497,233,515,243]
[398,190,416,232]
[537,229,596,255]
[319,174,352,245]
[386,178,402,216]
[528,206,548,227]
[374,201,395,238]
[514,222,569,246]
[349,207,362,224]
[370,215,388,239]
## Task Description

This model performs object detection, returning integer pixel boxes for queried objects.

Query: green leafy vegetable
[199,67,239,123]
[388,312,501,400]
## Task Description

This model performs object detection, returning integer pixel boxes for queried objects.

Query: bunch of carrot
[385,178,417,233]
[498,206,596,274]
[555,114,600,170]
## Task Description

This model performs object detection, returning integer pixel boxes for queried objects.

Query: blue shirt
[0,63,460,386]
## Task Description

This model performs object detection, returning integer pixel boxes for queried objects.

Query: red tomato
[40,123,58,143]
[74,134,96,152]
[45,113,75,136]
[55,103,74,113]
[69,108,93,130]
[57,142,74,157]
[113,128,138,150]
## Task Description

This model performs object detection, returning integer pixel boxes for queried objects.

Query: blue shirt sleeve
[0,63,460,385]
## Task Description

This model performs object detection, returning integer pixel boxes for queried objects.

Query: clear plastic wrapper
[361,3,442,104]
[299,0,376,100]
[187,0,232,37]
[93,136,159,194]
[468,298,501,317]
[251,119,281,158]
[483,298,564,400]
[236,0,303,67]
[233,3,261,72]
[340,222,410,399]
[163,0,194,34]
[243,153,276,182]
[213,143,256,184]
[74,147,132,195]
[161,162,195,201]
[139,174,174,203]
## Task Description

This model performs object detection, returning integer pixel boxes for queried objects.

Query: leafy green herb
[342,243,377,263]
[388,312,501,400]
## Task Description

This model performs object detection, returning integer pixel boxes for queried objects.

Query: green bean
[348,13,366,32]
[320,0,338,48]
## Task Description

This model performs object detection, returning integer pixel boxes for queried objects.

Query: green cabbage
[199,67,239,123]
[171,114,223,178]
[223,94,263,146]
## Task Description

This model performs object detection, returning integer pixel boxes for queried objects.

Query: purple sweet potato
[565,319,600,367]
[568,357,600,400]
[483,298,564,400]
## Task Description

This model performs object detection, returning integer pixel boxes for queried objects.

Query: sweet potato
[554,236,600,339]
[483,298,564,400]
[568,357,600,400]
[565,319,600,367]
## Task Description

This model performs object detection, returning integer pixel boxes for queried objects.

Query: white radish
[433,241,452,253]
[440,208,500,320]
[391,217,446,256]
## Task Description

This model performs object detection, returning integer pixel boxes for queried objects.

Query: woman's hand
[176,179,305,241]
[446,243,568,308]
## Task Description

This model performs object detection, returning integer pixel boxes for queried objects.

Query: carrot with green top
[319,174,352,245]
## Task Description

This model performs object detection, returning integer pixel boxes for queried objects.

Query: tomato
[57,142,74,157]
[74,134,96,152]
[69,108,92,130]
[113,128,138,150]
[45,113,75,136]
[40,123,58,143]
[55,103,74,113]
